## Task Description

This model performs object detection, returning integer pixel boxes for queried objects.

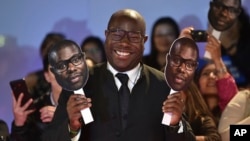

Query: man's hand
[162,92,184,126]
[67,94,92,131]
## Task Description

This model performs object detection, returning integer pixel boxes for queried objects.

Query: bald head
[107,9,146,34]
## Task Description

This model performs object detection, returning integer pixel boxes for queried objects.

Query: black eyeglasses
[106,28,144,43]
[51,52,85,73]
[168,54,198,71]
[211,1,241,17]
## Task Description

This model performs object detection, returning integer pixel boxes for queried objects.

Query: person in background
[182,81,221,141]
[207,0,250,88]
[180,26,238,125]
[143,17,180,71]
[0,119,9,141]
[10,35,63,141]
[42,9,195,141]
[80,35,106,65]
[25,33,65,99]
[218,87,250,141]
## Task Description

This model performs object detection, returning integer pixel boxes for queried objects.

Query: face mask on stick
[205,0,241,58]
[161,37,198,125]
[51,42,94,124]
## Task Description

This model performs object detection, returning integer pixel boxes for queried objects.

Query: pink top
[216,74,238,111]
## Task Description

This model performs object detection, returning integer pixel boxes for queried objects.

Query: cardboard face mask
[162,37,198,125]
[49,40,94,124]
[50,46,89,91]
[164,37,198,92]
[50,49,94,124]
[164,54,189,92]
[208,0,240,31]
[162,37,199,125]
[53,52,89,91]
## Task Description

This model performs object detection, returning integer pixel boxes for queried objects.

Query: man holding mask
[42,9,195,141]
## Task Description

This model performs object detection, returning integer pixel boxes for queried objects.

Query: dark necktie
[116,73,130,130]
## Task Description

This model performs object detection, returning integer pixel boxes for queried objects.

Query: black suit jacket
[42,63,195,141]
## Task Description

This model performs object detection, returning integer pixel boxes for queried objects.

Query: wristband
[216,67,227,74]
[69,128,80,138]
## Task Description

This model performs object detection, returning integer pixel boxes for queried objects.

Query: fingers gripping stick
[74,88,94,124]
[162,89,178,125]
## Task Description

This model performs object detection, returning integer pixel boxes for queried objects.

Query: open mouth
[115,50,130,56]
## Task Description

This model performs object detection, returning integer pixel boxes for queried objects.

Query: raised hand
[12,93,35,126]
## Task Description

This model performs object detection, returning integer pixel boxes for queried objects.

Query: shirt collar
[107,62,141,85]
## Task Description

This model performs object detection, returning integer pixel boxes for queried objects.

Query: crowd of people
[2,0,250,141]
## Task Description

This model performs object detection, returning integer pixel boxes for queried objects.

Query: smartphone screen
[9,78,35,109]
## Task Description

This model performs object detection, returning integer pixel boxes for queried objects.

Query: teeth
[116,50,129,56]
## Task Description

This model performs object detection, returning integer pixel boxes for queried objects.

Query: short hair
[170,37,199,61]
[40,33,65,59]
[212,0,241,7]
[48,39,81,66]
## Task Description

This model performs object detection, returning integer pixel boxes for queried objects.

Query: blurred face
[104,14,148,72]
[208,0,241,31]
[165,44,198,91]
[154,24,177,53]
[82,42,103,63]
[198,64,218,95]
[51,45,89,91]
[44,65,62,92]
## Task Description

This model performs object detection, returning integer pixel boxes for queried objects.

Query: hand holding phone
[9,78,35,110]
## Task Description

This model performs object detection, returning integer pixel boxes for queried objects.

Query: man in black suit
[42,9,195,141]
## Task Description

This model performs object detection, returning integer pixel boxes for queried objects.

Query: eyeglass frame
[106,28,145,43]
[167,54,198,71]
[50,52,86,73]
[210,1,241,17]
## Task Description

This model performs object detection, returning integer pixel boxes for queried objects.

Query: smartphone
[191,30,208,42]
[9,78,35,109]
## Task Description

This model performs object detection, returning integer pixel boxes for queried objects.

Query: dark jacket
[42,63,195,141]
[190,115,221,141]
